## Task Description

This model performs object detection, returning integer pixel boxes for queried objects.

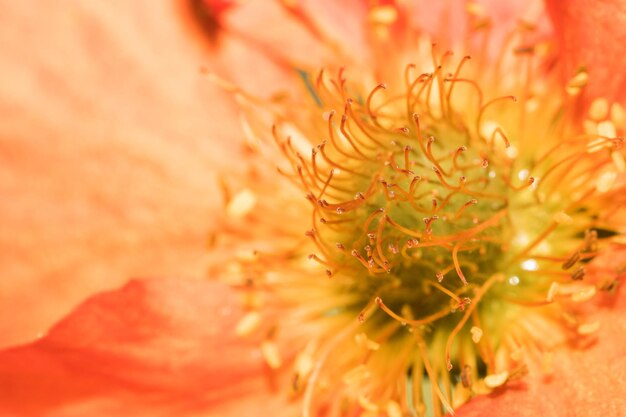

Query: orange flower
[1,1,625,416]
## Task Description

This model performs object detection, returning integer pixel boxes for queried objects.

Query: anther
[571,267,585,281]
[406,238,420,248]
[577,321,600,335]
[456,297,472,311]
[589,98,609,121]
[572,286,596,302]
[484,371,509,389]
[562,252,580,270]
[388,242,399,254]
[583,230,598,252]
[470,326,483,343]
[461,365,473,388]
[455,198,478,219]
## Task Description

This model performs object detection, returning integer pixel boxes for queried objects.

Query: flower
[1,1,625,417]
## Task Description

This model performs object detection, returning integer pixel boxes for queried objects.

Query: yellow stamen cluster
[213,11,626,417]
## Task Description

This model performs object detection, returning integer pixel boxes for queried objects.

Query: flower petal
[546,0,626,103]
[456,286,626,417]
[0,279,297,416]
[0,1,243,347]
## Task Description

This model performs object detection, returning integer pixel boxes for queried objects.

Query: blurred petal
[456,286,626,417]
[0,279,297,417]
[546,0,626,103]
[0,1,246,347]
[217,0,367,68]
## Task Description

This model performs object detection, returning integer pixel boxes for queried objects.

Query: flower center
[213,25,626,414]
[266,48,625,413]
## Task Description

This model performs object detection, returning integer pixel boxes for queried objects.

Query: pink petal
[546,0,626,104]
[456,286,626,417]
[0,279,297,416]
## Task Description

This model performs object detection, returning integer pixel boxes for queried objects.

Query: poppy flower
[1,1,625,417]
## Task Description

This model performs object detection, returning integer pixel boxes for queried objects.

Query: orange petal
[546,0,626,104]
[0,279,296,416]
[456,286,626,417]
[0,1,246,347]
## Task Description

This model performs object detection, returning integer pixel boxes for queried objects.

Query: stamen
[452,242,469,285]
[446,55,472,112]
[235,311,261,336]
[261,340,282,369]
[444,273,502,371]
[455,199,478,219]
[327,110,362,161]
[477,96,517,142]
[375,296,450,325]
[416,334,456,416]
[470,326,483,343]
[484,371,509,388]
[226,189,257,219]
[366,83,387,120]
[571,267,585,281]
[562,251,581,270]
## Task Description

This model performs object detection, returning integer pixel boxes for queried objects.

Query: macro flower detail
[1,1,626,417]
[212,2,626,416]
